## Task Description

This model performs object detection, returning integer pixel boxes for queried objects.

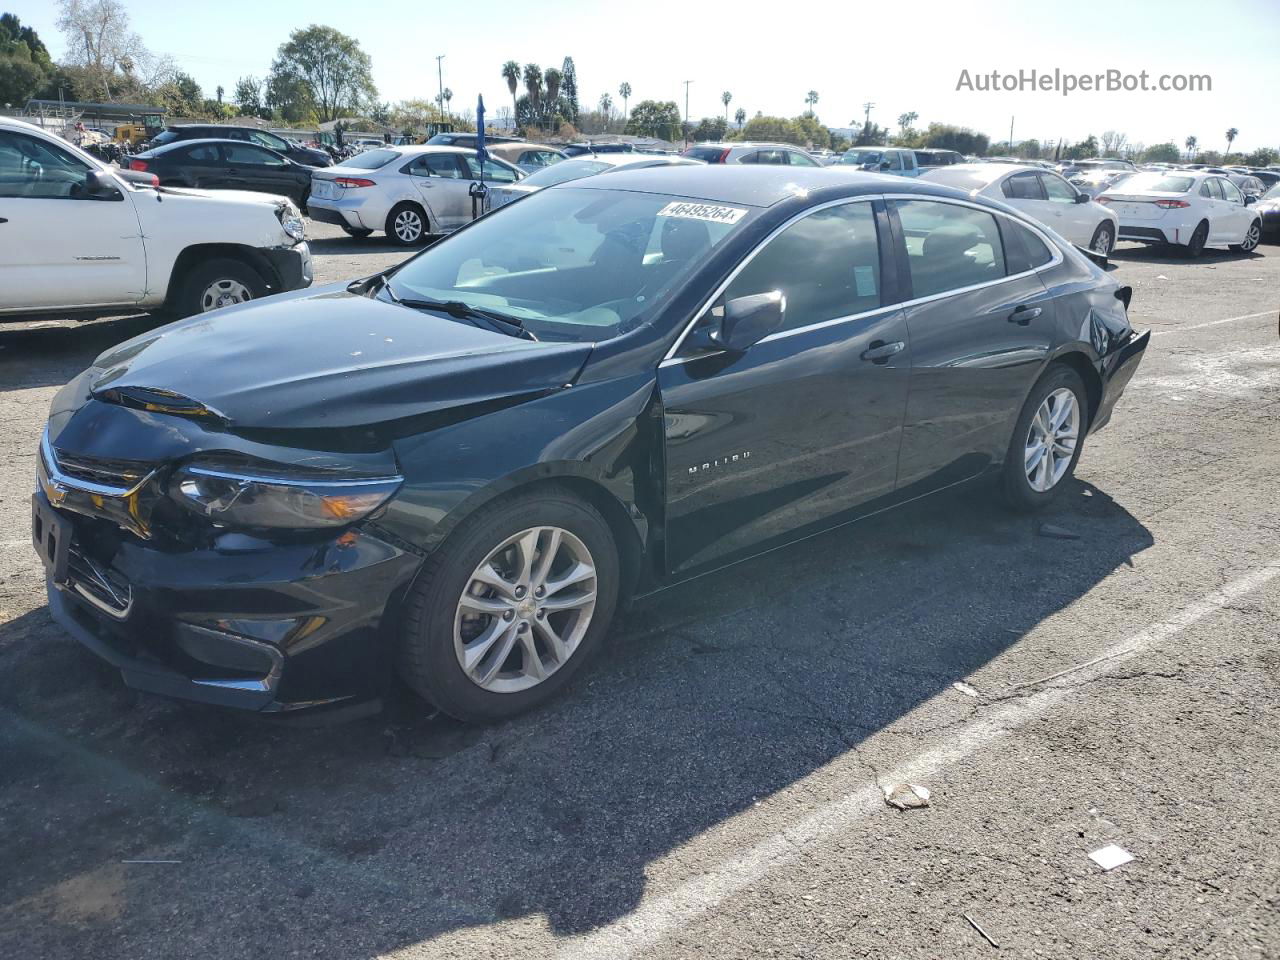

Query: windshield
[384,188,754,342]
[840,150,882,165]
[343,149,400,170]
[1119,173,1195,193]
[1264,183,1280,201]
[518,158,613,188]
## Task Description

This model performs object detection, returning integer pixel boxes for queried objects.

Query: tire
[1229,219,1261,254]
[1181,220,1209,258]
[398,488,621,722]
[171,257,267,318]
[1000,364,1089,511]
[1089,221,1115,258]
[341,226,374,239]
[385,202,429,246]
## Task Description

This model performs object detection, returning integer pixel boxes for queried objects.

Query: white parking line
[1148,309,1274,337]
[555,561,1280,960]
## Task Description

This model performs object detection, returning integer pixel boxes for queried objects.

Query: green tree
[154,70,203,116]
[626,99,682,141]
[233,75,268,118]
[897,111,918,135]
[0,13,53,105]
[804,90,818,116]
[793,113,830,150]
[734,106,745,129]
[618,81,632,123]
[1140,142,1181,163]
[501,60,520,121]
[1244,146,1277,167]
[1224,127,1238,157]
[691,116,727,141]
[921,122,989,156]
[268,25,376,123]
[720,89,731,122]
[1184,135,1197,160]
[739,114,804,145]
[560,56,579,124]
[522,63,542,113]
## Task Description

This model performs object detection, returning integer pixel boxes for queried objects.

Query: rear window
[1122,174,1195,193]
[150,130,178,146]
[342,149,400,170]
[684,146,727,162]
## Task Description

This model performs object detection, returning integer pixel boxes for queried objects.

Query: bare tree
[1100,130,1128,156]
[56,0,148,98]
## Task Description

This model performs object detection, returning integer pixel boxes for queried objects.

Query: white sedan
[308,145,524,245]
[921,163,1119,257]
[1095,171,1263,257]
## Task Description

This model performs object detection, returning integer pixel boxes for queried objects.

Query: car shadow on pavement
[1108,242,1266,266]
[0,477,1154,957]
[0,314,172,391]
[306,235,438,258]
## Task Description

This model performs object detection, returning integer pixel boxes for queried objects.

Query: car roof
[138,137,270,155]
[487,142,563,153]
[571,164,969,207]
[922,162,1047,187]
[691,141,803,149]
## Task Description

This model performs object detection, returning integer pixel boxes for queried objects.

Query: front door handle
[1008,305,1042,325]
[0,217,7,223]
[861,340,905,363]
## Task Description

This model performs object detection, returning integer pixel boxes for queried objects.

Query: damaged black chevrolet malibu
[34,166,1149,721]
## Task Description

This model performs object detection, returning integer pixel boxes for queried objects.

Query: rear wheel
[1182,220,1209,258]
[172,257,266,318]
[1089,221,1115,257]
[398,489,620,722]
[1001,365,1088,511]
[1230,219,1261,253]
[385,202,429,246]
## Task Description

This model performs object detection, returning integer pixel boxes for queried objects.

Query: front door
[220,143,298,199]
[0,129,145,312]
[888,197,1056,492]
[658,199,910,575]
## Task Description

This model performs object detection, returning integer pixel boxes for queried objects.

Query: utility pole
[683,80,693,144]
[1009,115,1015,153]
[436,55,446,118]
[862,101,875,128]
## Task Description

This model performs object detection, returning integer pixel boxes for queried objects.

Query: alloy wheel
[454,526,598,694]
[1025,387,1079,493]
[394,209,424,243]
[1241,222,1260,252]
[199,278,252,312]
[1092,224,1114,256]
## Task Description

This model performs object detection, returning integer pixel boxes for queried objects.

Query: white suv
[0,117,312,321]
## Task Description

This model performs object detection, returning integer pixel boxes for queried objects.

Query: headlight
[170,465,401,529]
[281,214,306,242]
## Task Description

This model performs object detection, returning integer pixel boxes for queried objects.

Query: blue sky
[11,0,1280,150]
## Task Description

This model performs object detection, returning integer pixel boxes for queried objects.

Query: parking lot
[1,223,1278,959]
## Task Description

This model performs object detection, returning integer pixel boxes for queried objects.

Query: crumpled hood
[85,285,593,431]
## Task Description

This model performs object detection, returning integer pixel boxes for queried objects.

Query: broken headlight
[170,465,401,529]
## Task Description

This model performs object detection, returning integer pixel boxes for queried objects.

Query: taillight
[129,159,148,171]
[719,148,731,163]
[1155,198,1190,209]
[333,177,375,189]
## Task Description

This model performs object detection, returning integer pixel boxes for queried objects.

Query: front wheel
[171,257,266,318]
[398,489,621,722]
[1001,365,1088,511]
[1230,220,1261,254]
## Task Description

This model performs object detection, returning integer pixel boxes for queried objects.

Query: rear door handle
[1008,305,1042,325]
[861,340,905,363]
[0,217,7,223]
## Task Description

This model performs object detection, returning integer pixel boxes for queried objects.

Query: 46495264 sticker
[658,201,749,225]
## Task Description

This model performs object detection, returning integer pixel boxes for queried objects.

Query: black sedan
[127,139,314,208]
[147,124,332,167]
[1257,182,1280,242]
[33,168,1148,722]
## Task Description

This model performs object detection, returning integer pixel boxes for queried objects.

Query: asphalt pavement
[1,223,1277,959]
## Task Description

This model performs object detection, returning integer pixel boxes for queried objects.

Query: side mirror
[689,291,785,354]
[84,168,121,200]
[1244,194,1256,205]
[1074,192,1091,203]
[880,160,892,170]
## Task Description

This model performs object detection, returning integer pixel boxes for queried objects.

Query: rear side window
[721,201,882,333]
[684,146,727,162]
[1003,172,1044,200]
[184,144,220,163]
[894,199,1006,299]
[223,144,283,165]
[1002,218,1054,273]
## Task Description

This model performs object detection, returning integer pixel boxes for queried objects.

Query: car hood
[82,285,593,433]
[149,184,296,209]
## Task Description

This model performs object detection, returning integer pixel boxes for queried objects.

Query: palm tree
[619,82,632,124]
[545,68,562,119]
[720,90,732,122]
[897,111,917,135]
[734,107,745,129]
[442,88,453,116]
[502,61,521,122]
[805,90,819,116]
[599,92,613,131]
[1185,135,1198,161]
[1225,127,1238,158]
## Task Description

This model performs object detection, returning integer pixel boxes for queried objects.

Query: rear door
[658,199,910,575]
[220,143,298,199]
[179,142,223,188]
[889,197,1057,492]
[0,129,145,311]
[408,153,469,230]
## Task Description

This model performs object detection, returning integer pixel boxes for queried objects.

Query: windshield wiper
[384,289,537,341]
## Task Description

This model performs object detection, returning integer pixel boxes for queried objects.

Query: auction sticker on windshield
[658,202,749,224]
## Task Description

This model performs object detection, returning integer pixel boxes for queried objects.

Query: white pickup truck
[0,116,312,321]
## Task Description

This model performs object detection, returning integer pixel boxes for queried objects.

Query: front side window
[787,150,819,167]
[249,131,289,151]
[1041,174,1077,202]
[461,156,519,183]
[0,131,91,199]
[894,199,1006,299]
[1220,179,1243,203]
[384,188,754,342]
[715,201,882,335]
[885,151,903,171]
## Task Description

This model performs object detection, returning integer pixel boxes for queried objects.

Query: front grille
[67,545,132,618]
[52,449,153,491]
